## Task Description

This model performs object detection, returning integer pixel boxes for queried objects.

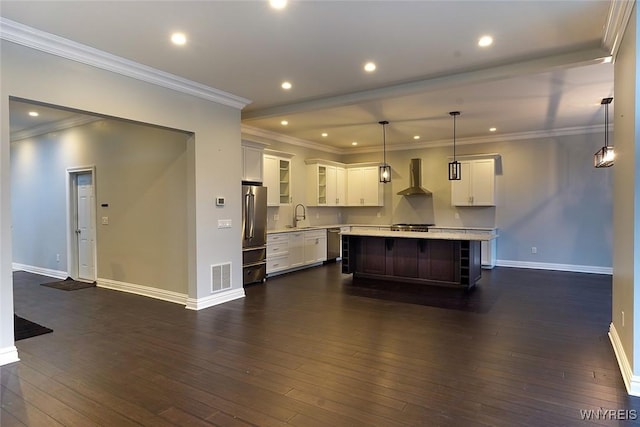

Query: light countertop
[341,229,497,241]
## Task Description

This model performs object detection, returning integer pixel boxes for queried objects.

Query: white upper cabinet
[451,158,496,206]
[306,161,346,206]
[241,143,264,183]
[264,151,293,206]
[347,165,383,206]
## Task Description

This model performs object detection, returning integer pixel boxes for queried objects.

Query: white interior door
[76,173,95,281]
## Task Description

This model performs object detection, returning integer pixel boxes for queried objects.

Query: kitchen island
[341,229,495,289]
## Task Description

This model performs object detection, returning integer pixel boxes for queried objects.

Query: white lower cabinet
[289,232,305,268]
[267,229,327,276]
[304,230,327,264]
[266,233,289,273]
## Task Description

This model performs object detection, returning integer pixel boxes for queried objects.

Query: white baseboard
[97,277,188,306]
[0,345,20,366]
[495,259,612,275]
[185,288,246,311]
[608,322,640,396]
[12,263,68,279]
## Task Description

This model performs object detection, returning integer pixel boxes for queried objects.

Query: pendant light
[448,111,461,180]
[379,120,391,183]
[594,97,614,168]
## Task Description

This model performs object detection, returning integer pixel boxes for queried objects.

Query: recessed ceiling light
[478,35,493,47]
[321,133,328,137]
[413,135,420,140]
[171,32,187,46]
[489,127,497,132]
[281,120,288,126]
[364,62,376,72]
[281,81,292,90]
[28,111,39,117]
[352,141,358,146]
[270,0,287,10]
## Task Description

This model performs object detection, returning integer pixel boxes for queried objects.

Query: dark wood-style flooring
[3,264,640,426]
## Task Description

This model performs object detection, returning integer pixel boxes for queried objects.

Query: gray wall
[11,119,190,294]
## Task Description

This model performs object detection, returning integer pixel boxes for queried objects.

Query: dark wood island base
[342,235,482,289]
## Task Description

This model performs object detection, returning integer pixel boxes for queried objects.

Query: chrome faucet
[294,203,306,224]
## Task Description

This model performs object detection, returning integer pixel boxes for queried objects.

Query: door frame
[66,166,97,281]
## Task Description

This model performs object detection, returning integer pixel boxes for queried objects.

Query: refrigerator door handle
[248,192,255,239]
[244,193,251,240]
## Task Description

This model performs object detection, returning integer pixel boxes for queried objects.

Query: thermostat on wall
[216,196,225,206]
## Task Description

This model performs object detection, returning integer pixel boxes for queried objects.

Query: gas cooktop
[390,223,435,232]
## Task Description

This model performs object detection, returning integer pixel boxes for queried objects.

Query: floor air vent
[211,263,232,292]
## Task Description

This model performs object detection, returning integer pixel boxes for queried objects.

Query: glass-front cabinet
[264,151,294,206]
[305,160,346,206]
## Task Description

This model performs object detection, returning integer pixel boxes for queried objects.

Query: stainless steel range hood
[397,158,432,196]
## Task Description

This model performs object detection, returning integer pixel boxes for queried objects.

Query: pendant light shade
[594,97,614,168]
[379,120,391,183]
[448,111,461,180]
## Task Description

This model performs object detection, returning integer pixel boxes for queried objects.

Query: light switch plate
[217,219,232,228]
[101,216,109,225]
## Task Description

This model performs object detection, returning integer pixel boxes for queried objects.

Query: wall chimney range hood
[397,158,432,196]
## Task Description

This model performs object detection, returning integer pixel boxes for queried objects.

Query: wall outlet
[56,254,60,262]
[316,213,319,219]
[531,246,537,254]
[101,216,109,225]
[273,214,279,221]
[454,212,460,220]
[377,212,381,218]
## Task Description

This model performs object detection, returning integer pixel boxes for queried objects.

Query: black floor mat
[41,278,96,291]
[14,314,53,341]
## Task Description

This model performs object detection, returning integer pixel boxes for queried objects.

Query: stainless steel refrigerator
[242,184,267,285]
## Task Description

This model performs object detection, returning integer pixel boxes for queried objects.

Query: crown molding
[241,124,343,155]
[10,115,102,142]
[603,0,636,59]
[0,18,251,110]
[243,123,607,156]
[380,124,608,153]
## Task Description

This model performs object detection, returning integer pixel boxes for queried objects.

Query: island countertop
[341,229,497,241]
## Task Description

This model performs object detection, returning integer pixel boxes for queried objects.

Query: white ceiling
[1,1,617,151]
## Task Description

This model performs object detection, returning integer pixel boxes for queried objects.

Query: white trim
[243,125,340,155]
[244,123,607,156]
[0,18,251,110]
[0,346,20,366]
[603,0,636,59]
[97,277,188,306]
[10,115,101,142]
[185,288,246,311]
[495,259,612,275]
[12,262,67,279]
[608,322,640,396]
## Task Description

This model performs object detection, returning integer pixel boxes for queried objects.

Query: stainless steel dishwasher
[327,228,341,261]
